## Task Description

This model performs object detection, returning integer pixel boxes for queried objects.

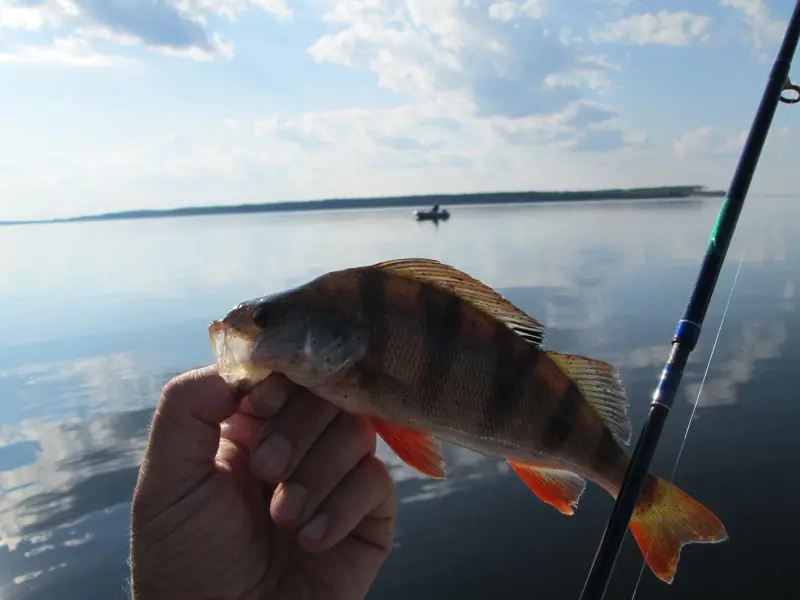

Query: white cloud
[489,99,644,152]
[673,125,750,159]
[488,0,544,22]
[249,0,292,19]
[673,126,715,159]
[0,36,126,67]
[308,0,612,117]
[176,0,293,21]
[0,0,289,63]
[240,98,644,183]
[1,0,797,221]
[591,10,712,46]
[720,0,786,51]
[673,125,792,159]
[0,0,74,29]
[0,94,651,221]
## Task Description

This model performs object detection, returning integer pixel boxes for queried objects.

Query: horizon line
[0,184,732,226]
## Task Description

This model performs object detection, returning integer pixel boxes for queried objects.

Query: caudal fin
[629,476,728,584]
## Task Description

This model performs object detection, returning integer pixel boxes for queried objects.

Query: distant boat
[414,204,450,221]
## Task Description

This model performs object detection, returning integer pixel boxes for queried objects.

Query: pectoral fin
[371,419,446,478]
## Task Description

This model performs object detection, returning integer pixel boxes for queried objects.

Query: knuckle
[360,455,395,504]
[160,374,187,401]
[290,432,372,514]
[363,453,391,483]
[354,416,378,451]
[339,415,377,456]
[157,375,192,414]
[155,366,230,426]
[158,366,216,405]
[285,399,339,442]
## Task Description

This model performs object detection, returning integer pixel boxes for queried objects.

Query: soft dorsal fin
[545,351,632,446]
[372,258,547,348]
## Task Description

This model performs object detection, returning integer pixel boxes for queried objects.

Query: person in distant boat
[129,365,396,600]
[433,203,440,212]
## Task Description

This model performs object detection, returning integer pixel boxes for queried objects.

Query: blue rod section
[579,3,800,598]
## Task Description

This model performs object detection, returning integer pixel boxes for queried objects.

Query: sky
[0,0,797,221]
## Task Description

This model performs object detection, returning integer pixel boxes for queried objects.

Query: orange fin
[630,476,728,584]
[371,258,547,347]
[508,461,586,515]
[371,419,445,478]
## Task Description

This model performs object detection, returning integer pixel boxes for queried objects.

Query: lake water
[1,196,798,600]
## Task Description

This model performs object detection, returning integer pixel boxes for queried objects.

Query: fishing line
[580,8,799,597]
[628,231,751,600]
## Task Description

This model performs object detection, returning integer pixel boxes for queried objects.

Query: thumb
[133,365,240,520]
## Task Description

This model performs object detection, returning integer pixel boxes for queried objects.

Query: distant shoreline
[0,185,725,226]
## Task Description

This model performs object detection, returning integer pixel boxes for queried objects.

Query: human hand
[130,365,397,600]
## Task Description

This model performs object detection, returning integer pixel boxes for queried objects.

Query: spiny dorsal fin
[372,258,547,348]
[545,351,632,446]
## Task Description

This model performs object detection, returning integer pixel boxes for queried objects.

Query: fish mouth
[208,318,272,386]
[208,319,227,359]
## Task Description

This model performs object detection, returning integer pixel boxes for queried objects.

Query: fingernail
[248,374,290,416]
[254,434,291,478]
[261,387,286,412]
[274,482,307,521]
[299,513,329,541]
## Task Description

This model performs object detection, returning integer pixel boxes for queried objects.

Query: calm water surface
[1,197,798,599]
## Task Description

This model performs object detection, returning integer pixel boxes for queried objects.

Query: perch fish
[208,258,728,583]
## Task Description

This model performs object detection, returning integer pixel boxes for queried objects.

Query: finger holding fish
[243,385,391,552]
[215,369,392,551]
[296,453,396,553]
[214,372,330,470]
[269,411,377,528]
[219,412,264,454]
[250,385,342,482]
[244,371,296,419]
[215,373,295,460]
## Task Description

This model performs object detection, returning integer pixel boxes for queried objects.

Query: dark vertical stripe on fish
[542,380,583,451]
[358,268,389,386]
[419,282,462,411]
[478,321,539,437]
[591,427,624,474]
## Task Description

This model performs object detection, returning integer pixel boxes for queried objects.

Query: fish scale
[209,257,728,585]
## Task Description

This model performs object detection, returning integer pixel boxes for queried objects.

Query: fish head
[209,285,368,389]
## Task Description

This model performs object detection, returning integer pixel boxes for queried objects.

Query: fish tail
[629,475,728,584]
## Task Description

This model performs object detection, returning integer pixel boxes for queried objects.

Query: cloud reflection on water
[3,293,788,590]
[0,406,152,551]
[381,443,508,506]
[0,353,518,596]
[685,320,788,409]
[1,197,799,599]
[0,352,176,427]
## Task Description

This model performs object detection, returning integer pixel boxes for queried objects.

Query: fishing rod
[578,3,800,599]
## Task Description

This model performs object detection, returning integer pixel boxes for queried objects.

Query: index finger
[134,365,241,523]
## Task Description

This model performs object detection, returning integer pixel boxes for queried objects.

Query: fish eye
[252,303,280,329]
